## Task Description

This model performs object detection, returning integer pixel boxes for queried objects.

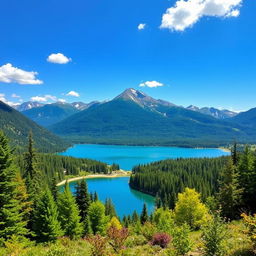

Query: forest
[0,131,256,256]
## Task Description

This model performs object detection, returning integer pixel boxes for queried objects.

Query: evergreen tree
[132,210,139,223]
[88,201,108,235]
[238,146,255,211]
[231,142,239,166]
[93,191,98,202]
[140,203,148,224]
[15,171,32,222]
[75,179,91,222]
[202,213,227,256]
[23,132,42,201]
[0,131,29,242]
[33,188,63,242]
[51,176,58,201]
[218,158,242,220]
[58,182,83,239]
[105,198,117,218]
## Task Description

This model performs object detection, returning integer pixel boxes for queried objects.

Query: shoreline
[57,170,131,187]
[60,142,232,150]
[218,147,231,153]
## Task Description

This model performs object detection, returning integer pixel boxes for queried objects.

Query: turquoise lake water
[59,144,230,217]
[59,144,230,170]
[67,177,155,218]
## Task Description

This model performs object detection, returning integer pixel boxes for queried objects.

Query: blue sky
[0,0,255,111]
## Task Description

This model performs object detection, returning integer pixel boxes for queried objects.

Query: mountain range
[2,88,256,149]
[48,88,256,147]
[186,105,237,119]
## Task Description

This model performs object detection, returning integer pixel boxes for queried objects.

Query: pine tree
[0,131,29,242]
[238,146,255,210]
[23,132,42,201]
[15,171,32,222]
[75,179,91,222]
[132,210,139,223]
[93,191,98,201]
[140,203,148,224]
[51,176,58,201]
[33,188,63,242]
[218,158,242,220]
[105,198,117,218]
[202,213,227,256]
[88,201,108,235]
[58,182,83,239]
[231,142,239,166]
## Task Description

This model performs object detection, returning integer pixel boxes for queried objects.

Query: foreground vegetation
[0,131,256,255]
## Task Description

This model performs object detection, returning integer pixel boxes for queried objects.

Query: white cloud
[47,53,72,64]
[160,0,243,31]
[0,63,43,85]
[0,93,19,106]
[11,93,21,98]
[139,81,164,88]
[31,95,57,102]
[66,91,80,97]
[138,23,146,30]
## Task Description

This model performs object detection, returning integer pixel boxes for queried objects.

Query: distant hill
[22,102,80,127]
[187,105,237,119]
[228,108,256,128]
[50,88,253,147]
[0,101,70,152]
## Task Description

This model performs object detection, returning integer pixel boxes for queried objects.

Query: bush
[85,234,108,256]
[172,224,191,256]
[153,208,175,234]
[125,235,148,247]
[140,222,158,241]
[151,232,171,248]
[201,213,227,256]
[107,226,129,252]
[242,213,256,252]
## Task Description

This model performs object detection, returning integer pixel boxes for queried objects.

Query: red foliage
[151,232,172,248]
[85,234,108,256]
[107,226,129,252]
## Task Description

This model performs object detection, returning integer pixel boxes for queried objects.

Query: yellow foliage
[174,187,211,230]
[107,216,122,230]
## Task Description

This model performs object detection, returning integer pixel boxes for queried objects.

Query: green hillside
[228,108,256,128]
[50,95,253,147]
[0,101,70,152]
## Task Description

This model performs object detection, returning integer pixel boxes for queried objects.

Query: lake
[66,177,155,218]
[59,144,230,170]
[60,144,229,217]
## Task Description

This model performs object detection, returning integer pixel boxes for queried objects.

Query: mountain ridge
[49,88,255,147]
[0,101,70,152]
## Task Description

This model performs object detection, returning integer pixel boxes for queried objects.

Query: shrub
[201,213,227,256]
[85,234,108,256]
[140,222,158,240]
[153,208,175,234]
[125,235,148,247]
[172,224,191,256]
[151,232,171,248]
[242,213,256,252]
[107,226,129,252]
